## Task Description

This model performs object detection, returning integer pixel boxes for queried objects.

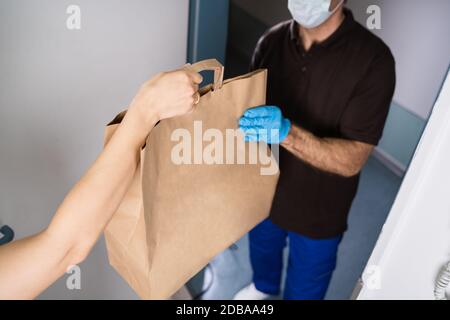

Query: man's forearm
[281,124,373,177]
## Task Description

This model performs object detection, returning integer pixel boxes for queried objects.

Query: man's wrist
[281,123,296,148]
[280,118,292,143]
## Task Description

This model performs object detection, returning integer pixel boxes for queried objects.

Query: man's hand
[239,106,291,144]
[239,106,374,177]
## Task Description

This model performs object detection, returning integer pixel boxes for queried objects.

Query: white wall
[358,69,450,300]
[0,0,189,299]
[347,0,450,119]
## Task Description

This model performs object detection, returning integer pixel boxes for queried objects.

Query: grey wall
[347,0,450,168]
[348,0,450,120]
[0,0,189,299]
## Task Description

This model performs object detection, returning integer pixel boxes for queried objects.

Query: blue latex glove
[239,106,291,144]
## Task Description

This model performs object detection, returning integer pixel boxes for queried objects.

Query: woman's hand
[129,69,203,129]
[0,66,204,299]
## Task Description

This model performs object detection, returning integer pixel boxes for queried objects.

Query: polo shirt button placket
[301,52,308,73]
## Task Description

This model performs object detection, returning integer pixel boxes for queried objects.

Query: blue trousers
[249,219,342,300]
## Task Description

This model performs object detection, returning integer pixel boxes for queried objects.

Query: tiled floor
[200,156,403,300]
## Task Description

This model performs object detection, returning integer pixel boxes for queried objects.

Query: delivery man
[235,0,396,300]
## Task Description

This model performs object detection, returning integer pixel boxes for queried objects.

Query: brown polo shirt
[250,10,396,239]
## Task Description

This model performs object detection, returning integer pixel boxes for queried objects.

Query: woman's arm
[0,69,202,299]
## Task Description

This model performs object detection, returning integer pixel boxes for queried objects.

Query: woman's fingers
[185,69,203,84]
[192,83,199,94]
[193,92,201,105]
[186,76,200,106]
[129,68,205,123]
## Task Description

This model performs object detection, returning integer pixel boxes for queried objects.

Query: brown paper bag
[103,59,279,299]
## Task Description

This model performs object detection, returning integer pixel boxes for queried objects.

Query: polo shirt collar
[289,8,356,49]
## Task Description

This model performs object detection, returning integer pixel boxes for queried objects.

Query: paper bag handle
[0,225,14,245]
[185,59,224,91]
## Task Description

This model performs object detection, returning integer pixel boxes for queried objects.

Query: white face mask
[288,0,344,29]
